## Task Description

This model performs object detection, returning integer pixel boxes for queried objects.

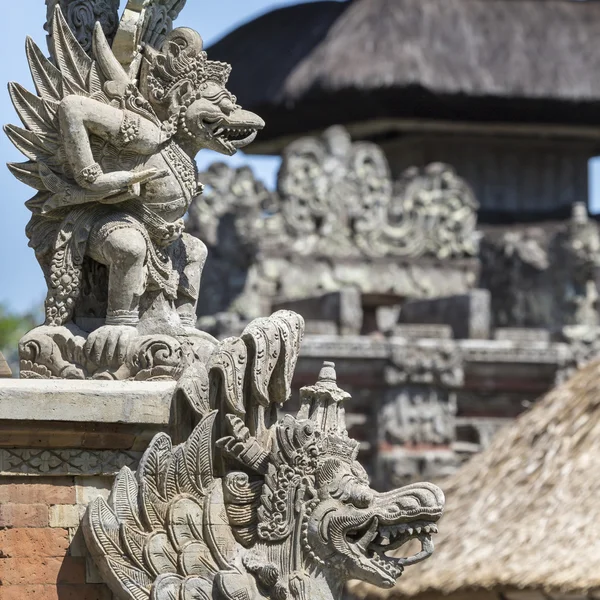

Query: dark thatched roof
[208,0,600,152]
[349,358,600,599]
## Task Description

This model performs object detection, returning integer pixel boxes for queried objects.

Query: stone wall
[0,379,178,599]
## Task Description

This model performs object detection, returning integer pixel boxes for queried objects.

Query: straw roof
[350,358,600,599]
[209,0,600,151]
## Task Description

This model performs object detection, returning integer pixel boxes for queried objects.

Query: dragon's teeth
[407,527,413,536]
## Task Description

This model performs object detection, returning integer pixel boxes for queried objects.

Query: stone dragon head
[84,312,444,600]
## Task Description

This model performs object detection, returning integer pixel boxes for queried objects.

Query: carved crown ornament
[5,6,444,600]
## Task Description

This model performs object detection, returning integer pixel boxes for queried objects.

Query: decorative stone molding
[387,341,464,388]
[0,449,142,476]
[188,127,481,320]
[380,386,456,447]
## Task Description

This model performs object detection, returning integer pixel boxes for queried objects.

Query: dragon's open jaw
[346,517,439,587]
[206,119,262,153]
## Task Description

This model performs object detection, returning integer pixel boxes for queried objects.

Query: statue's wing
[83,412,223,600]
[6,7,156,218]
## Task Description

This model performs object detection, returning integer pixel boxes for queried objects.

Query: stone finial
[318,360,337,386]
[298,361,352,434]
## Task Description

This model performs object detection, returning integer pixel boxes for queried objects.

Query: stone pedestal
[0,379,177,599]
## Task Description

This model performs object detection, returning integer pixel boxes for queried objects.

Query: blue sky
[0,1,599,313]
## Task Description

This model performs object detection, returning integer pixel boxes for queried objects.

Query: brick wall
[0,476,114,600]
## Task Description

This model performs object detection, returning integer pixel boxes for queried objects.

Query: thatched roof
[209,0,600,152]
[350,359,600,600]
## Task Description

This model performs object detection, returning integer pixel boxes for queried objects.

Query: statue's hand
[80,167,168,197]
[84,325,138,368]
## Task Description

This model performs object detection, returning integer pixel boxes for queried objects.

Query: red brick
[0,478,75,505]
[0,528,69,558]
[0,557,85,585]
[0,584,112,600]
[0,505,48,528]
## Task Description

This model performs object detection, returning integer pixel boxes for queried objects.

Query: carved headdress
[145,28,233,109]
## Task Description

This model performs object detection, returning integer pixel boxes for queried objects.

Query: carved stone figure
[380,387,456,447]
[83,311,444,600]
[7,7,264,380]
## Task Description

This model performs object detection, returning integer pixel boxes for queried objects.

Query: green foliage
[0,304,39,353]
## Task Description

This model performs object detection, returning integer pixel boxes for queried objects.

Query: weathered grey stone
[480,202,600,331]
[494,328,551,343]
[376,448,461,489]
[392,324,453,340]
[380,386,456,447]
[272,288,363,336]
[399,289,491,339]
[0,379,174,424]
[7,6,264,380]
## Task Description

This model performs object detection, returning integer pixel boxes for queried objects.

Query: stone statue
[6,6,264,380]
[83,311,444,600]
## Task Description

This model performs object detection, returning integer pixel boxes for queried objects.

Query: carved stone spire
[298,361,351,435]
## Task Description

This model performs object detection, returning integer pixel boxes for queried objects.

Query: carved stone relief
[188,128,480,320]
[480,203,600,331]
[380,387,456,447]
[0,448,142,476]
[83,311,445,600]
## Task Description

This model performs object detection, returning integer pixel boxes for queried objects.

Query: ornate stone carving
[83,311,444,600]
[7,7,264,379]
[190,129,479,260]
[0,448,142,476]
[480,202,600,331]
[380,387,456,447]
[187,127,480,320]
[386,341,464,388]
[45,0,121,54]
[113,0,188,68]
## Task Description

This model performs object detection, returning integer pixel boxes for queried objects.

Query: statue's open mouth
[346,517,438,585]
[206,120,261,152]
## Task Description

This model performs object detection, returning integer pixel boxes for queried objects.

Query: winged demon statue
[6,5,264,380]
[83,310,444,600]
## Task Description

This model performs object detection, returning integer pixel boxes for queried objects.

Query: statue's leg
[173,233,208,328]
[88,227,147,325]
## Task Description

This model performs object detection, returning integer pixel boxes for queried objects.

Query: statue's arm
[59,95,163,193]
